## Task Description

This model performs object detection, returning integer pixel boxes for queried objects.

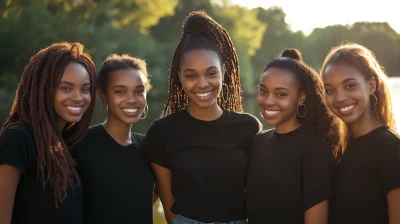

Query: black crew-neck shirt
[71,124,155,224]
[246,126,334,224]
[330,126,400,224]
[145,109,262,222]
[0,123,83,224]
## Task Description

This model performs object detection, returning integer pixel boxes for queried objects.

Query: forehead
[180,49,221,70]
[61,62,90,82]
[108,68,146,86]
[261,68,297,88]
[323,63,364,83]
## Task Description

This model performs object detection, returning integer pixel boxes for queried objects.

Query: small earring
[221,83,230,104]
[139,104,148,120]
[297,104,307,118]
[370,93,378,107]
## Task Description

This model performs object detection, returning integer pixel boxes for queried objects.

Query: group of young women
[0,10,399,224]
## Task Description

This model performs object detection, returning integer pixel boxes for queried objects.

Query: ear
[368,76,377,94]
[298,91,306,106]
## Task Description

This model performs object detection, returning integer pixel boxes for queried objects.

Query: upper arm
[378,140,400,195]
[304,200,329,224]
[151,163,175,224]
[0,164,21,224]
[145,122,169,168]
[388,187,400,224]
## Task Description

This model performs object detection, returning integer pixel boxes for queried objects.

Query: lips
[121,107,140,117]
[262,109,281,118]
[65,106,84,115]
[194,90,213,100]
[338,103,356,115]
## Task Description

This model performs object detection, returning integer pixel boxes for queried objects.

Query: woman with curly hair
[0,42,96,224]
[246,48,341,224]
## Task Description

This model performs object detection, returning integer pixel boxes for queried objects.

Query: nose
[125,93,138,104]
[197,76,209,89]
[71,89,83,102]
[335,89,348,103]
[263,94,275,106]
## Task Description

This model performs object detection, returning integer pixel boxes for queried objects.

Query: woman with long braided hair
[0,42,96,224]
[146,11,261,224]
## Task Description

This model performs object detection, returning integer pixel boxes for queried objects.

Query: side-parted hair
[321,43,395,154]
[1,42,97,206]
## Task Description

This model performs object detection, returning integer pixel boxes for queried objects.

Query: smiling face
[178,49,224,111]
[323,63,376,125]
[101,68,147,125]
[257,68,305,133]
[54,62,91,129]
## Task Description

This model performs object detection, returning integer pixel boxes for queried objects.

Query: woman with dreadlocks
[0,42,96,224]
[145,11,261,224]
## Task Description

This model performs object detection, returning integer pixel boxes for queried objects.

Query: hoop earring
[370,94,378,107]
[221,83,230,104]
[177,88,187,110]
[297,104,307,118]
[139,104,148,120]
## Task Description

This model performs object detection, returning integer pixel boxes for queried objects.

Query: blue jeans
[172,214,246,224]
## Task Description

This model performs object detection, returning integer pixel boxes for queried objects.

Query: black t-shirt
[0,123,83,224]
[145,109,261,222]
[71,124,154,224]
[246,126,334,224]
[330,126,400,224]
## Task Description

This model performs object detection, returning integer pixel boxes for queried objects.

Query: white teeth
[265,110,280,115]
[122,108,138,113]
[340,104,355,112]
[196,91,211,97]
[67,106,81,111]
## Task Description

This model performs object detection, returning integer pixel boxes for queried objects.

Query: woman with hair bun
[246,48,340,224]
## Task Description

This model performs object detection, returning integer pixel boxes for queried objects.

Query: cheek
[325,96,335,108]
[256,95,264,106]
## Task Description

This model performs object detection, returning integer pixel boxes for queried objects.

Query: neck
[187,101,223,121]
[102,116,133,146]
[275,116,302,134]
[350,108,382,138]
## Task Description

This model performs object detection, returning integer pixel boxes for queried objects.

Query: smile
[122,108,138,113]
[265,110,280,115]
[66,106,82,112]
[195,91,212,97]
[339,104,355,112]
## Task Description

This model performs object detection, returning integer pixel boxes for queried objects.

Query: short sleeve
[302,140,334,211]
[377,139,400,195]
[145,121,169,168]
[0,128,29,175]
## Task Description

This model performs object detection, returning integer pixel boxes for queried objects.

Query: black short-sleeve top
[246,126,334,224]
[145,109,262,222]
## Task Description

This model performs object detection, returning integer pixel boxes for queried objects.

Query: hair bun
[281,48,303,62]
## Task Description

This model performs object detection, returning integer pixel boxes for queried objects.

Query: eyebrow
[59,81,90,86]
[258,84,290,91]
[324,78,357,87]
[112,84,145,89]
[183,66,218,73]
[342,78,357,84]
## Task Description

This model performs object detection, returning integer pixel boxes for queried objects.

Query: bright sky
[233,0,400,35]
